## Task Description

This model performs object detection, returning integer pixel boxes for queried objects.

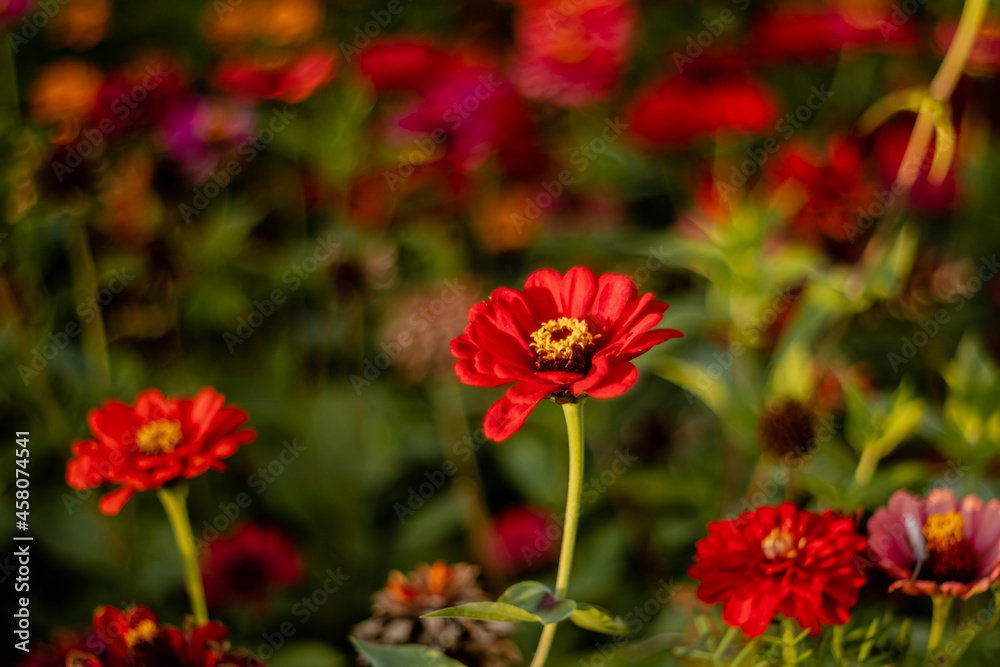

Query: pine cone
[352,562,521,667]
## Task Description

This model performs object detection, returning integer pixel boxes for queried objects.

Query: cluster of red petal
[19,607,260,667]
[628,69,777,149]
[66,388,256,515]
[451,267,681,440]
[689,503,867,637]
[213,49,339,103]
[202,523,305,610]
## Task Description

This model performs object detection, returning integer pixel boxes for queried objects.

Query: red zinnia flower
[66,388,256,515]
[93,605,260,667]
[688,503,867,637]
[627,69,777,149]
[450,267,682,441]
[867,489,1000,598]
[202,523,305,610]
[213,49,339,103]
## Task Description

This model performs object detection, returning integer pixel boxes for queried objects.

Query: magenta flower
[158,96,254,184]
[868,489,1000,598]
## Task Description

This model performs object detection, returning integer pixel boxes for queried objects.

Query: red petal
[99,487,136,516]
[562,266,597,318]
[484,383,553,441]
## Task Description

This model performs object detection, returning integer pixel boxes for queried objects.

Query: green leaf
[349,639,466,667]
[422,601,545,624]
[498,581,577,624]
[569,602,630,635]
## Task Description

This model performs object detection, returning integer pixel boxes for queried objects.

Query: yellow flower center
[761,527,804,560]
[135,420,183,455]
[529,317,599,374]
[923,512,965,550]
[124,619,158,648]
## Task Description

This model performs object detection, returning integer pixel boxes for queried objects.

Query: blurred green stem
[895,0,987,188]
[854,447,880,487]
[781,617,796,666]
[66,224,111,392]
[928,596,954,653]
[157,485,208,626]
[530,400,586,667]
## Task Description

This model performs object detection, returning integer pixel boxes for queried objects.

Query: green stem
[529,400,586,667]
[928,595,954,653]
[781,617,797,666]
[854,447,880,487]
[157,485,208,626]
[66,224,111,393]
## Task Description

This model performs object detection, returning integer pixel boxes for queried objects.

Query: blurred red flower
[214,49,339,103]
[628,69,777,149]
[202,523,305,610]
[357,38,462,93]
[868,489,1000,598]
[66,388,256,515]
[935,15,1000,76]
[749,6,917,62]
[93,605,260,667]
[510,0,636,107]
[485,505,558,575]
[451,266,682,440]
[688,503,867,637]
[768,138,877,245]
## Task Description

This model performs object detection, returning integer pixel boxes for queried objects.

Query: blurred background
[2,0,1000,665]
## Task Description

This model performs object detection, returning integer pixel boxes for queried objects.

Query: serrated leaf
[349,639,466,667]
[569,602,629,635]
[422,601,543,624]
[498,581,577,624]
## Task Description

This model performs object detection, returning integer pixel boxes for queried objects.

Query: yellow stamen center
[529,317,599,373]
[761,527,803,560]
[124,619,158,648]
[135,420,183,455]
[923,511,965,550]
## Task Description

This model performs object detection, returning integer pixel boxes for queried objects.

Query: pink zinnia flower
[867,489,1000,598]
[510,0,635,107]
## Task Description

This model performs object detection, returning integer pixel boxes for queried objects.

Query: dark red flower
[628,69,777,149]
[688,503,867,637]
[66,388,256,515]
[202,523,305,610]
[91,605,260,667]
[484,505,558,575]
[15,629,102,667]
[768,138,877,245]
[451,267,682,441]
[356,38,462,93]
[749,7,917,62]
[213,49,339,103]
